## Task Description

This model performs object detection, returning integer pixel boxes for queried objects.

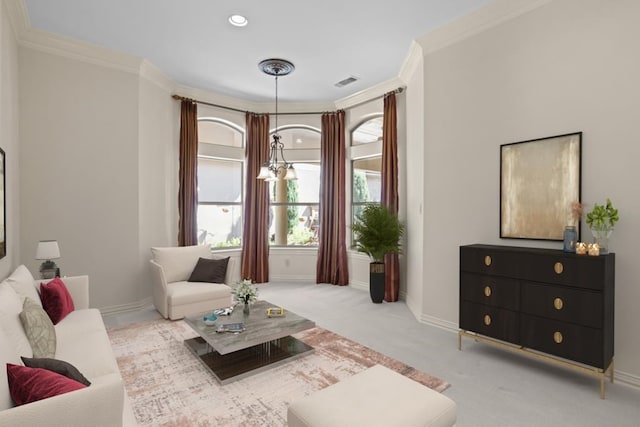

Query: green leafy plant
[351,204,404,263]
[586,199,619,230]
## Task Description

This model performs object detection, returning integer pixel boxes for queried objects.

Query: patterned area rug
[108,319,448,426]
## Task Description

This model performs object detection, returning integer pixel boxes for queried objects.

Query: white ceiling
[23,0,493,103]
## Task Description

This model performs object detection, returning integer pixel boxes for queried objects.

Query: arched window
[268,126,321,246]
[351,116,383,244]
[197,118,244,248]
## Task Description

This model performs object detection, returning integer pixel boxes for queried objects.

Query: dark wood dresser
[458,244,615,398]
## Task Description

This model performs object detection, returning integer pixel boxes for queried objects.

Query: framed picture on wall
[500,132,582,241]
[0,147,5,259]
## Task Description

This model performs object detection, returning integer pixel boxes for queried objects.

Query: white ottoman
[287,365,456,427]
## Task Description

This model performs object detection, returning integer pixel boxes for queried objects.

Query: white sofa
[150,245,234,320]
[0,265,135,426]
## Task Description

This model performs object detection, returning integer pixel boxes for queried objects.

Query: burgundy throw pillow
[40,278,75,324]
[7,363,87,405]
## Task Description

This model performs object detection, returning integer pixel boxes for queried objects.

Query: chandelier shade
[257,59,297,181]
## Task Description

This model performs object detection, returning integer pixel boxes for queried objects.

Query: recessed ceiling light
[228,14,248,27]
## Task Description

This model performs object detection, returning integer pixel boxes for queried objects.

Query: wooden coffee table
[183,300,315,384]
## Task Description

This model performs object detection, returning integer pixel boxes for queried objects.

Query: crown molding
[334,76,404,111]
[398,41,423,84]
[4,0,28,39]
[19,27,143,74]
[175,84,334,115]
[139,60,175,93]
[417,0,553,55]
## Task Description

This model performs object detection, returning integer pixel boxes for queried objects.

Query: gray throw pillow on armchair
[188,257,230,283]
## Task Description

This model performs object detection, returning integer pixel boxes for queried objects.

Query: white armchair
[150,245,234,320]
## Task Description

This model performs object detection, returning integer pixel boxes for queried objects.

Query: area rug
[108,319,448,426]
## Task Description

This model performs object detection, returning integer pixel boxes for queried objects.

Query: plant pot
[369,262,385,304]
[590,227,613,254]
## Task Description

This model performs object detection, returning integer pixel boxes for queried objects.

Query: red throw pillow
[40,277,75,324]
[7,363,87,405]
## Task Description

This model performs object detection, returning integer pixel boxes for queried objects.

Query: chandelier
[257,58,297,181]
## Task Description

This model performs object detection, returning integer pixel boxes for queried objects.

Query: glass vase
[563,226,578,253]
[590,227,613,254]
[243,303,250,315]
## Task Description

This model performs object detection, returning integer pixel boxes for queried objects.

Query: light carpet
[108,319,448,426]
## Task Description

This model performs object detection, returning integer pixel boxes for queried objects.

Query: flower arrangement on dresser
[586,198,619,254]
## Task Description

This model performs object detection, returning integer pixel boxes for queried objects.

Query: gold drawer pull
[484,314,492,326]
[484,286,492,297]
[554,262,564,274]
[553,331,563,344]
[484,255,492,266]
[553,297,564,310]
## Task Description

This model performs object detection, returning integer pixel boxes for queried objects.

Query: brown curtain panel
[382,92,400,302]
[241,113,270,283]
[178,99,199,246]
[316,110,349,285]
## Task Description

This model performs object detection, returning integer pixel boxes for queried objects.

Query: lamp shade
[36,240,60,260]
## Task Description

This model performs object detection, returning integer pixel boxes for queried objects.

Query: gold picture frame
[500,132,582,241]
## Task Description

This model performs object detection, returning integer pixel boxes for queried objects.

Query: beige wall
[0,1,19,278]
[19,48,142,309]
[414,0,640,380]
[137,74,178,302]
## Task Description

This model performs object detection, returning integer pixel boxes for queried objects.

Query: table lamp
[36,240,60,279]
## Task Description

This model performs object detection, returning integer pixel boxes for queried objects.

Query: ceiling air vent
[334,76,359,88]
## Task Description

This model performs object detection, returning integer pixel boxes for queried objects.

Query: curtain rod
[171,87,404,116]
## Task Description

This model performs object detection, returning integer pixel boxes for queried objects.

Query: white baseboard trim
[349,280,368,292]
[100,297,152,316]
[614,370,640,389]
[419,314,459,333]
[268,275,316,283]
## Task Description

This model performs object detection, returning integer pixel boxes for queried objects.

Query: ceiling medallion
[258,59,295,77]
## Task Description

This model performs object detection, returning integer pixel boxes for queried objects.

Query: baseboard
[100,297,152,316]
[419,314,459,333]
[614,369,640,389]
[268,275,316,283]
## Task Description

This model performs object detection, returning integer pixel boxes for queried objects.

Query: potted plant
[351,204,404,303]
[586,198,619,254]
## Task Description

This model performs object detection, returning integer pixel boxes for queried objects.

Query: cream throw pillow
[19,297,56,358]
[0,282,33,358]
[6,265,42,307]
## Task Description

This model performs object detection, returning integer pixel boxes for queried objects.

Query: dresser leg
[458,331,462,351]
[610,359,615,383]
[600,376,605,399]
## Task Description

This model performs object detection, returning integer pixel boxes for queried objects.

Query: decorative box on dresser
[458,244,615,398]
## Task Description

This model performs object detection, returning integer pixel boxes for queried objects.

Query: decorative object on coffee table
[351,204,404,303]
[233,279,258,314]
[36,240,61,279]
[586,198,619,254]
